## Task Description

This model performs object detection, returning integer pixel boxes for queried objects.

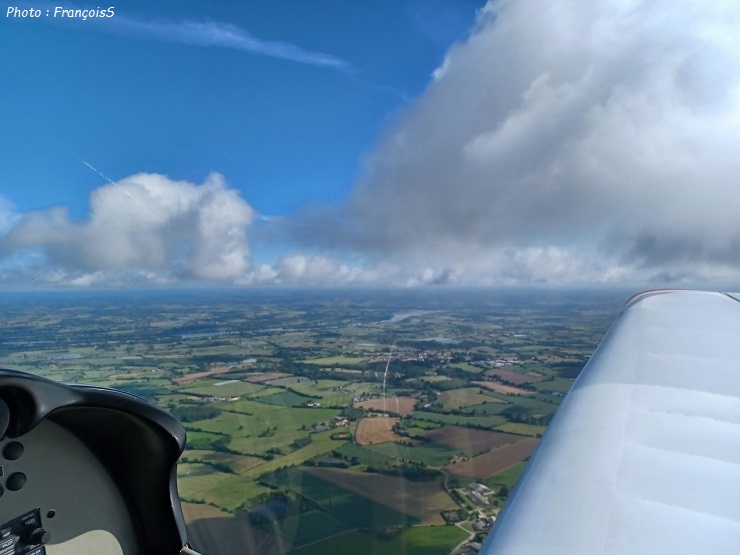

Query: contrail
[78,158,143,206]
[111,17,355,74]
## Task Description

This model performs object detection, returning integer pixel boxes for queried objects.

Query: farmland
[264,467,413,529]
[0,287,626,553]
[483,368,545,384]
[472,381,535,395]
[356,416,405,445]
[438,388,503,410]
[355,396,416,415]
[424,426,524,453]
[364,441,462,467]
[307,467,457,524]
[289,527,468,555]
[443,437,541,479]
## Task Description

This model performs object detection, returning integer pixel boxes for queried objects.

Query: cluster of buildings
[480,358,524,368]
[450,484,500,554]
[365,348,459,365]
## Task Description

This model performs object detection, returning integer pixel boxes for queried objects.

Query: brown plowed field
[307,467,456,525]
[483,369,545,384]
[356,416,405,445]
[443,437,540,479]
[425,426,524,453]
[175,366,230,385]
[473,381,534,395]
[355,396,416,416]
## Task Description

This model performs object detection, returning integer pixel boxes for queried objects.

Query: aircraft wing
[481,290,740,555]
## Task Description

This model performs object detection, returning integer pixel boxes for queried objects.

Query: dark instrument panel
[0,369,194,555]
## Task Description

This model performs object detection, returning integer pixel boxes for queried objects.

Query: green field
[345,383,383,395]
[289,526,468,555]
[403,419,441,430]
[246,386,285,399]
[496,422,547,436]
[268,377,313,386]
[218,399,340,429]
[411,411,507,428]
[483,462,527,489]
[288,379,348,395]
[288,380,354,407]
[280,509,352,548]
[406,376,451,384]
[184,402,342,457]
[534,377,575,393]
[445,362,485,374]
[265,467,413,529]
[178,462,228,500]
[302,356,365,365]
[230,429,310,456]
[439,387,500,410]
[177,462,271,510]
[462,394,556,417]
[182,450,266,474]
[205,473,274,510]
[259,390,314,407]
[309,393,352,408]
[183,380,266,397]
[186,430,230,451]
[401,426,437,439]
[240,429,345,477]
[365,441,460,467]
[336,443,399,466]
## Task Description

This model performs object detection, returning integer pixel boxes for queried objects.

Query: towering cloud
[308,0,740,284]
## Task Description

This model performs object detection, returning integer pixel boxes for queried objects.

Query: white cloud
[238,254,392,287]
[299,0,740,285]
[1,173,255,285]
[0,196,20,235]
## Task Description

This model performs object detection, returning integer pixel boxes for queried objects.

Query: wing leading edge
[480,290,740,555]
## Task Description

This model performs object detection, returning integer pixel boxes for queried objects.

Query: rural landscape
[0,287,627,554]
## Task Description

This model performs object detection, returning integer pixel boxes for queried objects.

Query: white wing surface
[481,290,740,555]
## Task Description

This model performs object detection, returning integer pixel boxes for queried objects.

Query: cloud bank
[294,0,740,285]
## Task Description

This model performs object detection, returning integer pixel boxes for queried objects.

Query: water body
[388,309,443,323]
[388,310,425,322]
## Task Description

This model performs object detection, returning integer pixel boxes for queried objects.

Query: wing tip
[623,288,731,311]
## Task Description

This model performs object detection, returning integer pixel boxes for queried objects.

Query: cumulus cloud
[1,173,255,285]
[294,0,740,285]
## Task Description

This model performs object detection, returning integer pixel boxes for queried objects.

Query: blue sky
[1,0,483,217]
[2,1,740,289]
